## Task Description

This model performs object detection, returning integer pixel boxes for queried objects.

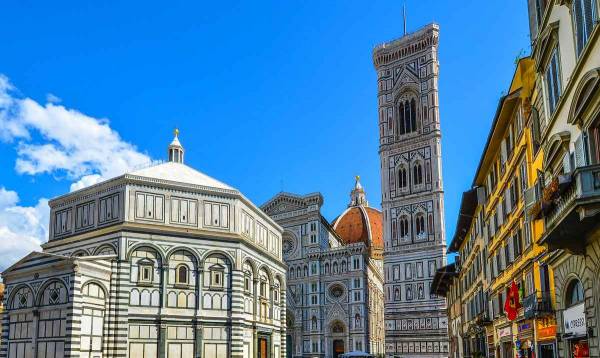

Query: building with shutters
[373,23,449,357]
[0,131,287,358]
[524,0,600,357]
[261,177,385,358]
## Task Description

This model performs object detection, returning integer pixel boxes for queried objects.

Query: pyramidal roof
[128,161,234,191]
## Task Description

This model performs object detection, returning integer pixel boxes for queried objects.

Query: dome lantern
[168,128,184,164]
[349,175,368,207]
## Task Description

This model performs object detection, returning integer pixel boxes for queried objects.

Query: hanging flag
[504,281,521,321]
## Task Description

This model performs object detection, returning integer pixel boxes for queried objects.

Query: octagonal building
[0,132,287,358]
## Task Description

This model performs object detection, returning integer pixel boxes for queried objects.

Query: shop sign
[563,303,587,337]
[537,316,557,340]
[518,322,532,333]
[498,326,512,339]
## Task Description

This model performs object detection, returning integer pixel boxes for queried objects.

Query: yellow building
[524,0,600,357]
[444,56,560,358]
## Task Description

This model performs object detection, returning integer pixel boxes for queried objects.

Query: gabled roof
[2,251,73,275]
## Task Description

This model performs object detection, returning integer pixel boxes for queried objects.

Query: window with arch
[398,166,408,189]
[175,264,189,285]
[10,286,33,309]
[566,279,585,307]
[415,214,426,237]
[413,162,423,185]
[325,262,330,274]
[573,0,598,56]
[296,267,301,278]
[399,216,409,238]
[397,98,418,135]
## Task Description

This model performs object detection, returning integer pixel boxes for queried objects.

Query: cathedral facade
[262,179,385,358]
[373,24,449,357]
[0,133,287,358]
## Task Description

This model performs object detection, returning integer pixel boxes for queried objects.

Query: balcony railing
[540,164,600,254]
[523,291,554,319]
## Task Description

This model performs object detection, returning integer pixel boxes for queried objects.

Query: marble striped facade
[0,139,287,358]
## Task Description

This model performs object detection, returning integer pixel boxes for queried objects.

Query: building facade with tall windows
[373,23,449,357]
[525,0,600,357]
[262,178,385,358]
[0,132,287,358]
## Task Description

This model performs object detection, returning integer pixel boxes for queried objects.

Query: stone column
[195,323,203,358]
[280,289,287,358]
[159,323,167,358]
[230,269,246,358]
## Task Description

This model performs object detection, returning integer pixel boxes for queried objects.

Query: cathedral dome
[331,177,383,257]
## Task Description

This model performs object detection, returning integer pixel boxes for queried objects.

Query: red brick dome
[331,177,383,257]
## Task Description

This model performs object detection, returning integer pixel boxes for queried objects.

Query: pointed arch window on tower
[410,98,417,132]
[399,216,409,238]
[398,167,408,189]
[398,102,406,135]
[415,214,426,237]
[413,163,423,186]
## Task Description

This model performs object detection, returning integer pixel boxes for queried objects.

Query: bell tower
[373,24,449,357]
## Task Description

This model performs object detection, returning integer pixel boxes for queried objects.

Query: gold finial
[174,128,179,137]
[355,175,360,181]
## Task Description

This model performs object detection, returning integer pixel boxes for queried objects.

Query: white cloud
[0,74,153,270]
[0,187,49,270]
[46,93,61,104]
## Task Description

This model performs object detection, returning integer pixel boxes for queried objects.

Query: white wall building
[0,132,287,358]
[373,24,449,357]
[262,178,385,358]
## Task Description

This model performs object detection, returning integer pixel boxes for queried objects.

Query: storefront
[497,326,513,358]
[562,302,589,358]
[516,320,534,358]
[536,316,557,358]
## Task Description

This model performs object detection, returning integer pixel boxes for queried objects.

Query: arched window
[415,214,426,236]
[325,262,330,274]
[410,98,417,132]
[296,267,301,278]
[398,167,408,188]
[566,279,585,307]
[176,265,188,285]
[400,216,409,238]
[413,163,423,185]
[573,0,598,55]
[404,100,412,133]
[398,102,406,135]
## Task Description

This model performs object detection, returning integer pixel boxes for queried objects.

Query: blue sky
[0,0,531,266]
